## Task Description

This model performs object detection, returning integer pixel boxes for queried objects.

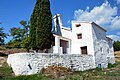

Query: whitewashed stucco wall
[7,53,95,75]
[92,24,115,67]
[107,38,115,64]
[71,21,95,55]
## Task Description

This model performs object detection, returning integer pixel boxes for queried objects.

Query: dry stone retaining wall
[7,53,96,75]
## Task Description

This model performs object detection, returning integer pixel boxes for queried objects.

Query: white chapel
[50,14,115,65]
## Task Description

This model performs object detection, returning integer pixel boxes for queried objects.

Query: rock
[0,57,6,67]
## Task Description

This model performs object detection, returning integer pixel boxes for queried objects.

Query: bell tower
[53,14,63,35]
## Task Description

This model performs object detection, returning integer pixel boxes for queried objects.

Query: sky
[0,0,120,43]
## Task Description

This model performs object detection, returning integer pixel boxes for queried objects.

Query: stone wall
[7,53,95,75]
[93,40,115,68]
[107,54,115,64]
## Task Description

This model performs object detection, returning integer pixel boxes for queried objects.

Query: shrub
[113,41,120,51]
[108,63,117,68]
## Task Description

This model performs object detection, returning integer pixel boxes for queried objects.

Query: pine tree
[30,0,52,51]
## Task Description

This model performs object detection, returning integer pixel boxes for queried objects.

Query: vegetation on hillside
[5,20,30,51]
[0,27,7,46]
[113,41,120,51]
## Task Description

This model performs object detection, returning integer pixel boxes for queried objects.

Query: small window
[77,34,82,39]
[100,47,103,53]
[76,24,81,27]
[107,49,109,53]
[81,46,88,54]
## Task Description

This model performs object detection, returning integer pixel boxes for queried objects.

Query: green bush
[108,63,117,68]
[113,41,120,51]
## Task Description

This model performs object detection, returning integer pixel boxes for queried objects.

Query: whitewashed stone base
[7,53,96,75]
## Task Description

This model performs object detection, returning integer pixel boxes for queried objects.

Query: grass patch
[0,66,13,80]
[11,74,49,80]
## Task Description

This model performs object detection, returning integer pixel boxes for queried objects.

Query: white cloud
[74,1,120,30]
[116,0,120,4]
[107,35,120,41]
[110,16,120,30]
